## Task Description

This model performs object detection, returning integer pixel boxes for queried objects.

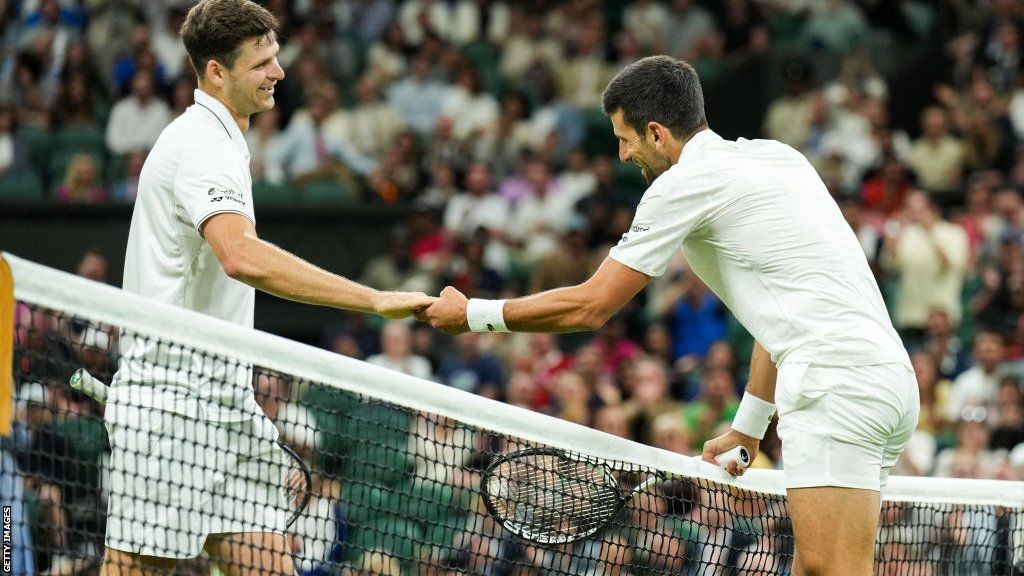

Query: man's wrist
[467,298,509,333]
[731,393,775,440]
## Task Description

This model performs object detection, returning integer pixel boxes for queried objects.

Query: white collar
[192,89,248,153]
[676,128,721,165]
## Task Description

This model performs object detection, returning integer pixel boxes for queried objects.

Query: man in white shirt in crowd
[105,69,173,155]
[103,1,435,574]
[421,56,918,576]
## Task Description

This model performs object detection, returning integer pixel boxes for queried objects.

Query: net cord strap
[7,252,1024,509]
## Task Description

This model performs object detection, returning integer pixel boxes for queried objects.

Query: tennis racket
[481,445,749,545]
[70,367,313,529]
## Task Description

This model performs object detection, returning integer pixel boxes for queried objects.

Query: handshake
[377,286,474,335]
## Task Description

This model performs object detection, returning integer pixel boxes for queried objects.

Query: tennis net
[3,252,1023,575]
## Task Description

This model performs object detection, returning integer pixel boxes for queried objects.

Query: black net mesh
[5,301,1023,575]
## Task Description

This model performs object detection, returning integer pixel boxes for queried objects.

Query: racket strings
[488,455,624,541]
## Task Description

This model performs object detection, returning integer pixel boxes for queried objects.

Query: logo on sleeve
[207,187,246,206]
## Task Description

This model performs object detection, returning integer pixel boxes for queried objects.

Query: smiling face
[219,35,284,120]
[610,109,674,183]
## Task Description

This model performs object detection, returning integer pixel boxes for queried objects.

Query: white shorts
[775,362,919,492]
[104,405,290,558]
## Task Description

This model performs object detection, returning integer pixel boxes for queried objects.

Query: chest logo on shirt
[207,187,246,206]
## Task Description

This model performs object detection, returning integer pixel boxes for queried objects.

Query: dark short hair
[602,55,706,140]
[180,0,278,79]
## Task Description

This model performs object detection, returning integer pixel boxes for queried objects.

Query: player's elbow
[218,240,268,284]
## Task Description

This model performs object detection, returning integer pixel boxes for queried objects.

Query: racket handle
[714,446,751,469]
[70,367,109,404]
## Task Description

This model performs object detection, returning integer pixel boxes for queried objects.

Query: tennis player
[101,1,435,574]
[420,55,918,576]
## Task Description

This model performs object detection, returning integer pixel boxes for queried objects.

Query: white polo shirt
[609,129,910,368]
[112,89,260,422]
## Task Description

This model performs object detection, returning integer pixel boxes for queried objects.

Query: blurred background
[2,0,1023,499]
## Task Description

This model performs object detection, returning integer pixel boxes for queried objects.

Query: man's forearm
[503,285,607,333]
[745,341,778,403]
[229,234,380,313]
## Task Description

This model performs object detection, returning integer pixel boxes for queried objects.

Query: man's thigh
[787,486,881,576]
[204,531,294,576]
[100,547,177,576]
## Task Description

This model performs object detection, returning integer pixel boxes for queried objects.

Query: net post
[0,254,12,437]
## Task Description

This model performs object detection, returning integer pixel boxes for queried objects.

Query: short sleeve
[175,139,254,231]
[608,177,711,277]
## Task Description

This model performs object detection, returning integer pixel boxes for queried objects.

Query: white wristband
[467,299,509,333]
[731,393,776,440]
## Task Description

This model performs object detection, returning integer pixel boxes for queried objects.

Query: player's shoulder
[159,108,243,162]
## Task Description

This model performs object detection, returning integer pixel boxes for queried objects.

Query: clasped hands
[380,286,471,334]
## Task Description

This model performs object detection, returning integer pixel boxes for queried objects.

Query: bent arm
[503,257,651,333]
[202,212,382,313]
[744,341,777,404]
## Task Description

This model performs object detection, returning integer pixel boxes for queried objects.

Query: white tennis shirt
[112,89,260,422]
[609,129,911,368]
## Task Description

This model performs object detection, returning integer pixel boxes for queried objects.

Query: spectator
[441,64,498,144]
[946,331,1006,424]
[270,81,377,189]
[905,106,965,202]
[443,162,509,242]
[799,0,870,53]
[364,23,409,87]
[621,357,683,444]
[683,368,739,446]
[110,24,165,96]
[910,351,951,437]
[507,157,576,267]
[920,308,971,381]
[882,191,970,337]
[621,0,669,52]
[589,315,643,377]
[387,52,447,135]
[245,107,283,183]
[934,410,1006,478]
[593,404,633,439]
[441,230,506,298]
[990,376,1024,451]
[344,75,403,159]
[397,0,453,45]
[662,0,714,60]
[105,69,172,155]
[860,155,913,218]
[555,19,615,110]
[551,369,595,426]
[971,230,1024,343]
[529,225,595,293]
[954,173,1000,263]
[659,271,728,369]
[12,382,74,570]
[0,105,35,179]
[362,226,437,293]
[367,320,434,380]
[499,10,562,84]
[763,59,816,151]
[110,149,146,203]
[150,7,189,82]
[649,411,695,455]
[53,153,105,203]
[52,69,100,128]
[437,332,505,398]
[714,0,769,57]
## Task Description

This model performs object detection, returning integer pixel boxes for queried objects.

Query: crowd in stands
[6,0,1024,574]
